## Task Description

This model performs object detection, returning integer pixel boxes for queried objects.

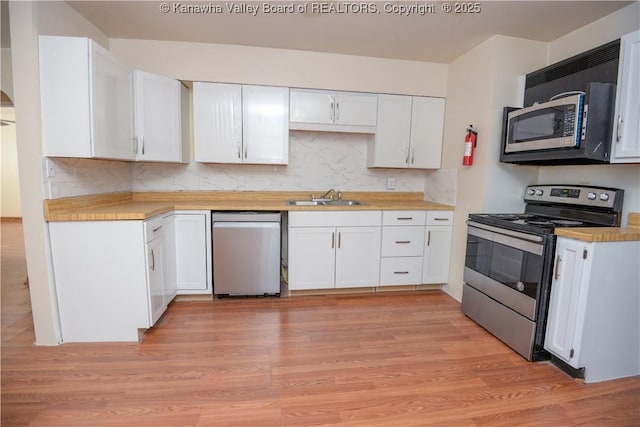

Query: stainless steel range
[461,185,624,361]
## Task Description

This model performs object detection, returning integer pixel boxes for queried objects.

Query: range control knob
[527,189,535,196]
[587,192,597,200]
[535,189,544,196]
[600,193,610,201]
[516,281,525,292]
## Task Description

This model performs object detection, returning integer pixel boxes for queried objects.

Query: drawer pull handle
[394,271,409,275]
[395,240,411,244]
[434,218,449,221]
[152,226,162,233]
[397,217,413,221]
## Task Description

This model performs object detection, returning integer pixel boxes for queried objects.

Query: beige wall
[1,107,21,217]
[548,2,640,63]
[110,39,448,97]
[1,47,13,101]
[1,45,20,218]
[9,0,109,345]
[440,35,547,301]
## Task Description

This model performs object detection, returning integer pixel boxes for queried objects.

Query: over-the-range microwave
[500,82,616,165]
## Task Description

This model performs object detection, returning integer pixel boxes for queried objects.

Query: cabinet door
[134,70,183,162]
[163,214,178,301]
[39,36,93,158]
[49,221,149,342]
[289,89,334,124]
[146,236,167,326]
[335,226,381,288]
[174,213,211,293]
[422,226,452,284]
[90,42,135,160]
[611,30,640,162]
[334,93,378,127]
[369,94,412,168]
[544,238,586,367]
[410,97,445,169]
[193,82,242,163]
[288,227,336,290]
[242,85,289,164]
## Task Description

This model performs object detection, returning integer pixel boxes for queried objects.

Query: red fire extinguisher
[463,125,478,166]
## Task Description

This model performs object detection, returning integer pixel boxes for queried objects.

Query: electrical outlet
[43,158,56,178]
[386,177,396,190]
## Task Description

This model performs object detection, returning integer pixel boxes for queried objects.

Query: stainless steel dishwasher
[212,212,281,297]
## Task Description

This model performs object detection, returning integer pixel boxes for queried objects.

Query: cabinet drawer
[382,211,426,226]
[289,211,381,227]
[381,227,425,257]
[144,216,164,242]
[380,257,423,285]
[426,211,453,226]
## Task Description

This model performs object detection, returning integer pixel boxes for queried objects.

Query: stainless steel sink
[287,200,323,206]
[324,200,365,206]
[287,199,366,206]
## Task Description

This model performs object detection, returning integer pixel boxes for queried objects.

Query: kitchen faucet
[311,188,341,201]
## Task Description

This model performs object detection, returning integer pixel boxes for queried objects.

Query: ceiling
[65,1,634,63]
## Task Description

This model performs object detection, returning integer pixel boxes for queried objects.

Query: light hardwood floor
[2,221,639,426]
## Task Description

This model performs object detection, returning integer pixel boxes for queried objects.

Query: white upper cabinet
[243,85,290,164]
[193,82,242,163]
[289,89,377,133]
[39,36,135,161]
[193,82,289,164]
[611,30,640,163]
[368,94,445,169]
[133,70,188,163]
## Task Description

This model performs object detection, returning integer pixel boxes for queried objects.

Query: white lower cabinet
[422,211,454,284]
[164,211,213,295]
[379,211,425,286]
[49,217,171,342]
[544,236,640,383]
[288,211,381,290]
[145,217,167,326]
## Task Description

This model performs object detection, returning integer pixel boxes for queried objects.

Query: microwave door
[505,94,583,153]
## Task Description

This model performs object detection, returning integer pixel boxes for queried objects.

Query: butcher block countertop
[44,191,454,222]
[555,212,640,243]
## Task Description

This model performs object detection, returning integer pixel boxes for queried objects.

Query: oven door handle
[467,222,544,256]
[467,221,543,242]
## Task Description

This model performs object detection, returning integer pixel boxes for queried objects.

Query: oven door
[463,222,545,320]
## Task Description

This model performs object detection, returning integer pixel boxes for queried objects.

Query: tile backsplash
[47,131,457,204]
[132,131,429,193]
[47,158,132,198]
